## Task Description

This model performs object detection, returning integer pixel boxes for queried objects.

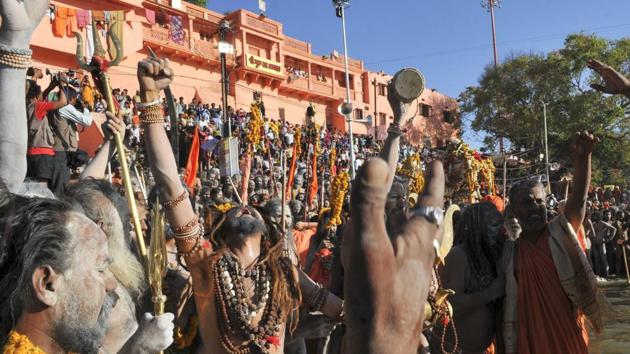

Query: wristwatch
[410,206,444,226]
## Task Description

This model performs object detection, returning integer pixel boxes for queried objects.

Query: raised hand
[587,59,630,97]
[572,130,599,156]
[342,158,445,354]
[387,81,414,126]
[137,57,174,101]
[0,0,51,48]
[102,111,126,141]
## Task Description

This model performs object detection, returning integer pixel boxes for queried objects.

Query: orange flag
[193,88,203,105]
[307,148,318,207]
[286,143,298,200]
[183,126,200,192]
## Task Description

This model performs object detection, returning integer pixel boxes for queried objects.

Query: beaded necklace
[213,251,282,354]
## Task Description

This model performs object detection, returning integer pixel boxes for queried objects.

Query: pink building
[31,0,459,144]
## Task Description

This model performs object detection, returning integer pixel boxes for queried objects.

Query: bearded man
[500,132,602,354]
[65,178,148,353]
[0,192,118,353]
[136,57,342,353]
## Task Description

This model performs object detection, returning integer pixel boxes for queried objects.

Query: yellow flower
[326,171,349,229]
[3,331,46,354]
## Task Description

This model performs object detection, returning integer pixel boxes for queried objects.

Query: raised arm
[565,131,599,233]
[378,82,414,188]
[136,58,208,259]
[588,59,630,99]
[0,0,51,191]
[81,112,125,179]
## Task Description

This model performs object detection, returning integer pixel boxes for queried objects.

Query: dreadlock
[454,202,503,292]
[213,204,301,332]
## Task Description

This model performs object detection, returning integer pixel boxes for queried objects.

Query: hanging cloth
[66,8,78,37]
[77,9,90,29]
[145,9,156,25]
[169,15,185,45]
[52,6,69,37]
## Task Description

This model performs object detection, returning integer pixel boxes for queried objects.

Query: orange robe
[517,232,589,354]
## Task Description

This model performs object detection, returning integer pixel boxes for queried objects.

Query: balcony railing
[143,24,189,50]
[192,39,219,60]
[311,81,333,96]
[286,77,309,90]
[284,37,309,54]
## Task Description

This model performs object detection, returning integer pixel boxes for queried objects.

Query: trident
[74,21,148,270]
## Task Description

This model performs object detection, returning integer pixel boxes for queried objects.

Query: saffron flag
[183,126,200,192]
[285,142,298,201]
[193,88,203,105]
[307,147,318,207]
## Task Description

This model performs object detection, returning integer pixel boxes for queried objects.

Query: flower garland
[3,331,46,354]
[326,171,349,229]
[294,128,302,157]
[214,202,234,214]
[448,141,496,202]
[247,103,264,148]
[397,153,425,194]
[329,147,337,177]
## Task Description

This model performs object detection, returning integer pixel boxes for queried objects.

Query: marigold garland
[3,331,46,354]
[449,141,496,202]
[397,153,425,194]
[293,127,302,157]
[326,171,349,229]
[247,103,263,147]
[214,202,234,214]
[329,147,337,176]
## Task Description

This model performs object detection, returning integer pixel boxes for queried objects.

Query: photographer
[49,77,93,191]
[26,76,67,193]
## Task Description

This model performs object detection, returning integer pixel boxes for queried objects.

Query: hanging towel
[86,22,95,63]
[169,15,185,45]
[104,11,111,23]
[145,9,156,25]
[66,8,78,37]
[53,6,69,37]
[92,10,105,22]
[77,9,90,29]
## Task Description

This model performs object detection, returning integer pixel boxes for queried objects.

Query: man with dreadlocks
[137,57,342,353]
[434,202,505,353]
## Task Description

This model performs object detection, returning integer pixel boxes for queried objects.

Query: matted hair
[0,189,77,346]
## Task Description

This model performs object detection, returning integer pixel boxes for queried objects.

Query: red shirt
[27,101,56,156]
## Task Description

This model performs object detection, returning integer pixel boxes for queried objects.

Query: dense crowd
[2,2,630,354]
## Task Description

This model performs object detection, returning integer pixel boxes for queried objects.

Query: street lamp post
[541,101,551,194]
[333,0,356,179]
[218,19,232,138]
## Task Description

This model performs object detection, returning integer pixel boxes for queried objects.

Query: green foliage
[185,0,207,7]
[460,34,630,185]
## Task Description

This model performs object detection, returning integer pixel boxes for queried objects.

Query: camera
[46,69,80,88]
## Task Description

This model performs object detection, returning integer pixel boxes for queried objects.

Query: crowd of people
[2,2,630,354]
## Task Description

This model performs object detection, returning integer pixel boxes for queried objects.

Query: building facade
[31,0,459,145]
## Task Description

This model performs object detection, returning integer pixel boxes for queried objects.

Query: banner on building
[246,54,283,76]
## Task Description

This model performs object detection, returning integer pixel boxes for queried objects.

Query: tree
[460,34,630,185]
[186,0,207,7]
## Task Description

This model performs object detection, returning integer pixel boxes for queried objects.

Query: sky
[206,0,630,148]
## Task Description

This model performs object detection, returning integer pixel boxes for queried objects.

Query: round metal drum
[392,68,425,103]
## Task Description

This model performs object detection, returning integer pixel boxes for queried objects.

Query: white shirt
[59,104,92,127]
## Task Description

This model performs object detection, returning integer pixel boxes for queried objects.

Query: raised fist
[137,57,174,100]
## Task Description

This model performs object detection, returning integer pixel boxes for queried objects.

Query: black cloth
[26,151,69,194]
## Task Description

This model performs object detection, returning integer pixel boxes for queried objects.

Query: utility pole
[481,0,505,198]
[218,19,232,138]
[542,101,551,194]
[372,77,378,139]
[333,0,356,179]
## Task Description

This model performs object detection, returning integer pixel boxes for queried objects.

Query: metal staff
[74,23,148,269]
[148,196,168,354]
[622,244,630,284]
[147,47,180,168]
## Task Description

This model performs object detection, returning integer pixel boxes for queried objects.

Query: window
[354,109,363,120]
[248,45,261,56]
[443,110,453,123]
[279,108,285,121]
[379,113,387,125]
[377,83,387,96]
[420,104,432,117]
